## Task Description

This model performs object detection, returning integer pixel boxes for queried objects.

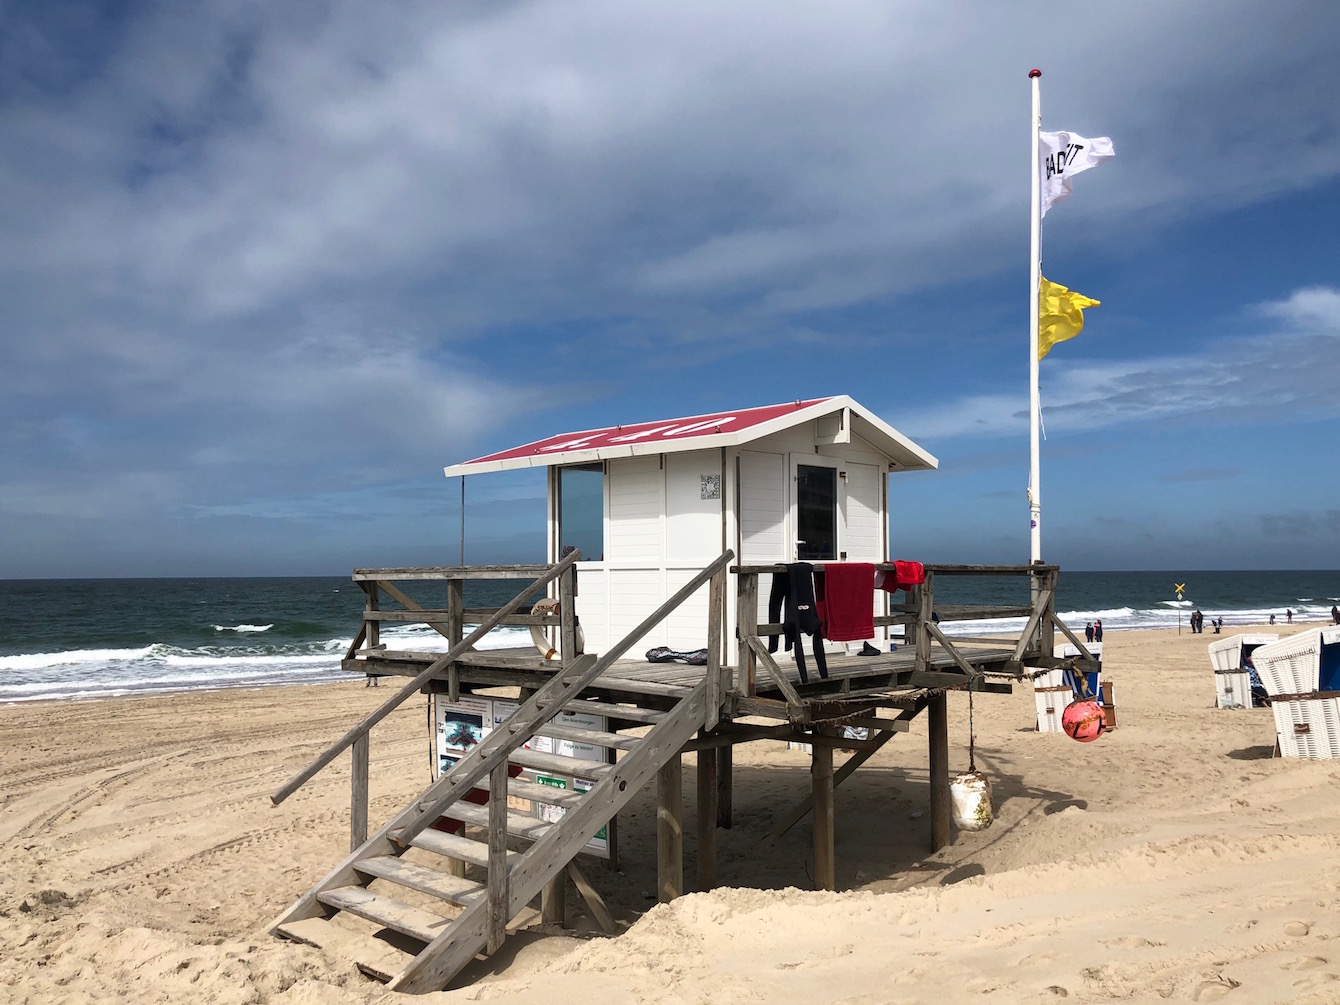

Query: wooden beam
[350,733,369,853]
[486,762,509,954]
[696,736,718,892]
[657,757,683,903]
[705,568,725,730]
[353,564,554,580]
[447,580,463,704]
[811,730,835,891]
[928,692,950,852]
[717,747,733,830]
[925,621,986,679]
[737,572,758,696]
[541,875,565,928]
[1051,610,1095,661]
[1009,588,1053,662]
[565,860,615,934]
[747,637,803,706]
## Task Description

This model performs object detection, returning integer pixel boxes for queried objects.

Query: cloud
[906,285,1340,440]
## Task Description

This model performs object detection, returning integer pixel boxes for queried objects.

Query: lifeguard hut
[268,396,1093,993]
[443,396,938,656]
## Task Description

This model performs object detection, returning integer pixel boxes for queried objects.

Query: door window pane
[796,464,836,561]
[559,465,604,561]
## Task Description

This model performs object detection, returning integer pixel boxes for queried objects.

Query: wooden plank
[914,577,933,675]
[486,762,509,953]
[561,699,666,724]
[542,873,566,927]
[733,562,1058,576]
[566,860,615,934]
[657,756,683,903]
[680,723,798,751]
[275,916,415,984]
[559,564,577,668]
[409,828,520,871]
[811,731,835,892]
[717,746,733,830]
[317,886,454,944]
[353,565,553,580]
[696,735,718,891]
[507,748,611,779]
[353,856,487,908]
[928,692,950,852]
[470,771,586,810]
[535,723,640,750]
[925,621,986,679]
[438,801,553,842]
[366,582,380,651]
[272,549,582,806]
[1009,588,1053,662]
[746,637,803,705]
[737,573,758,696]
[447,579,464,703]
[705,567,725,730]
[351,733,369,853]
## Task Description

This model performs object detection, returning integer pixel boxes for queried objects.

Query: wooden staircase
[270,551,731,993]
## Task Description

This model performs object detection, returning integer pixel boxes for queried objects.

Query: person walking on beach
[1331,605,1338,625]
[1287,608,1293,624]
[1085,622,1094,644]
[1270,613,1276,625]
[1094,619,1103,643]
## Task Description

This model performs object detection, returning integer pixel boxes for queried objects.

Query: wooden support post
[350,733,369,852]
[913,575,933,675]
[486,761,509,953]
[559,564,577,665]
[716,746,733,829]
[365,582,380,651]
[542,874,566,927]
[928,691,951,852]
[446,578,463,703]
[657,756,683,903]
[705,569,725,730]
[696,737,718,891]
[737,572,758,696]
[811,729,835,891]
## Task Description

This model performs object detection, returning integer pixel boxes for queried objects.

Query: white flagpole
[1028,68,1043,566]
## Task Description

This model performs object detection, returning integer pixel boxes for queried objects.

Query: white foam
[213,623,274,633]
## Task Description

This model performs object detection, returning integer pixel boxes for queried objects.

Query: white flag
[1039,130,1114,217]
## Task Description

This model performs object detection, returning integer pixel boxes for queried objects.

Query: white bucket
[950,770,994,831]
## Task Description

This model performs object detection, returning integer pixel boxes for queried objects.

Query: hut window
[796,464,837,561]
[559,464,604,562]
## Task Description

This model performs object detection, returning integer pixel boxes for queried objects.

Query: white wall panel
[607,456,663,563]
[842,462,882,561]
[666,451,721,563]
[572,566,610,654]
[664,566,712,651]
[739,450,786,563]
[608,569,667,650]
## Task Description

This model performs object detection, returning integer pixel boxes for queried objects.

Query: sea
[2,571,1338,704]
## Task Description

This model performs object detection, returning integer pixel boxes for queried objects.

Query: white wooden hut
[444,396,938,656]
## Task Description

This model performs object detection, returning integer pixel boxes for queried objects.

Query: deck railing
[271,550,583,851]
[733,561,1075,698]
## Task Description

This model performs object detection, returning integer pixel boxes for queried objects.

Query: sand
[4,624,1340,1004]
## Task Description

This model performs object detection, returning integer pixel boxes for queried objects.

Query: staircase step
[353,856,487,908]
[561,698,667,724]
[316,886,455,945]
[276,915,415,983]
[535,722,639,750]
[408,827,522,870]
[472,773,587,809]
[438,801,553,841]
[507,747,612,778]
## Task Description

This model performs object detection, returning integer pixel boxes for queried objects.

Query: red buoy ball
[1062,699,1106,742]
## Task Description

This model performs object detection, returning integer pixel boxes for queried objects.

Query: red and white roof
[444,395,937,476]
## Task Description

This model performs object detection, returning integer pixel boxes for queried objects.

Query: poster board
[431,695,614,859]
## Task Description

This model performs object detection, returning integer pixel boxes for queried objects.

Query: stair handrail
[271,548,583,806]
[392,548,736,849]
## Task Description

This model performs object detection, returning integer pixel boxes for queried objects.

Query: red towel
[816,563,875,642]
[876,560,925,593]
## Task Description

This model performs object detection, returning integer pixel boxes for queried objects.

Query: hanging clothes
[767,563,828,683]
[815,562,875,642]
[875,560,926,593]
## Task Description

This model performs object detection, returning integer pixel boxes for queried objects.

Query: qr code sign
[700,474,721,500]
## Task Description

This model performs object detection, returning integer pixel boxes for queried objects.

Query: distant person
[365,673,378,687]
[1094,619,1103,643]
[1331,605,1338,625]
[1287,608,1293,624]
[1085,621,1094,644]
[1269,613,1276,626]
[1213,617,1222,634]
[1191,609,1201,634]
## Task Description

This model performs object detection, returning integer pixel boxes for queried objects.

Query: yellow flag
[1039,276,1100,359]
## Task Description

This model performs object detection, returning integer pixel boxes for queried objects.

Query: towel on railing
[815,563,875,642]
[875,560,925,593]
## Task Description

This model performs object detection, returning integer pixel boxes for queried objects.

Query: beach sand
[5,624,1340,1004]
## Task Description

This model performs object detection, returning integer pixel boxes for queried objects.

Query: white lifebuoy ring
[530,598,585,660]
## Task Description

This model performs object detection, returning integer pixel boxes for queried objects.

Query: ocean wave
[213,623,274,633]
[0,646,161,671]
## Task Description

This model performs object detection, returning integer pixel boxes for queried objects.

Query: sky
[3,0,1340,578]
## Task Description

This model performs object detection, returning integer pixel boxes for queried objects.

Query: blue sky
[3,1,1339,577]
